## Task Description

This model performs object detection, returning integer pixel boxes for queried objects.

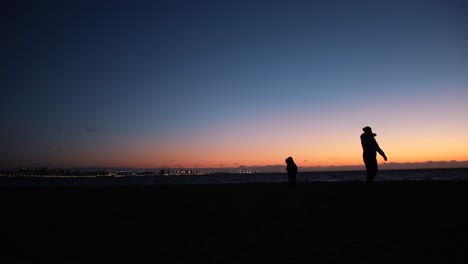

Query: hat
[362,126,372,132]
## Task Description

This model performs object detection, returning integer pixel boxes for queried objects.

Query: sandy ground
[2,181,468,263]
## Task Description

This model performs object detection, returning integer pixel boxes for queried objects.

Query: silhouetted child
[285,157,297,185]
[360,126,387,188]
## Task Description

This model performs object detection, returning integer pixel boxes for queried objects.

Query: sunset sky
[3,0,468,169]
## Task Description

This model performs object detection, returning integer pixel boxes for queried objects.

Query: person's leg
[365,158,377,188]
[288,174,296,185]
[369,159,377,187]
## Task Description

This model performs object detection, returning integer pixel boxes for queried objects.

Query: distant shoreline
[1,168,468,187]
[1,160,468,174]
[1,165,467,176]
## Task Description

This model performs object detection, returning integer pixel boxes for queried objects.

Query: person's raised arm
[376,142,387,161]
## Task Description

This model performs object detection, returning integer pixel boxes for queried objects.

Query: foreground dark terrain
[2,181,468,263]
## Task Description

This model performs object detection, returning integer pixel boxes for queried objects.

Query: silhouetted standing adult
[360,126,387,188]
[285,157,297,185]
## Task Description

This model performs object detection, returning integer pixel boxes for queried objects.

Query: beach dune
[2,181,468,263]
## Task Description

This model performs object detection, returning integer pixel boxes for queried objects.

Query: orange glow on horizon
[6,87,466,169]
[47,123,468,169]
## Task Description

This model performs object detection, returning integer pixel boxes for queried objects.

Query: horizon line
[2,160,468,172]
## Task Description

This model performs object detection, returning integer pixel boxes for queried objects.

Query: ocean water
[1,168,467,187]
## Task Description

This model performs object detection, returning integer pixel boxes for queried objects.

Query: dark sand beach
[2,181,468,263]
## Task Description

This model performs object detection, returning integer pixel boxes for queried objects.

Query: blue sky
[3,0,468,168]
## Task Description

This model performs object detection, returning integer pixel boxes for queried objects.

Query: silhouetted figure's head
[285,156,295,165]
[362,126,376,136]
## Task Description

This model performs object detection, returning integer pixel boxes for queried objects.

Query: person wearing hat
[360,126,387,188]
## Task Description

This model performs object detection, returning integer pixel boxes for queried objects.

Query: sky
[3,0,468,169]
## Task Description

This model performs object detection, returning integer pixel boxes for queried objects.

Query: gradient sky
[3,0,468,169]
